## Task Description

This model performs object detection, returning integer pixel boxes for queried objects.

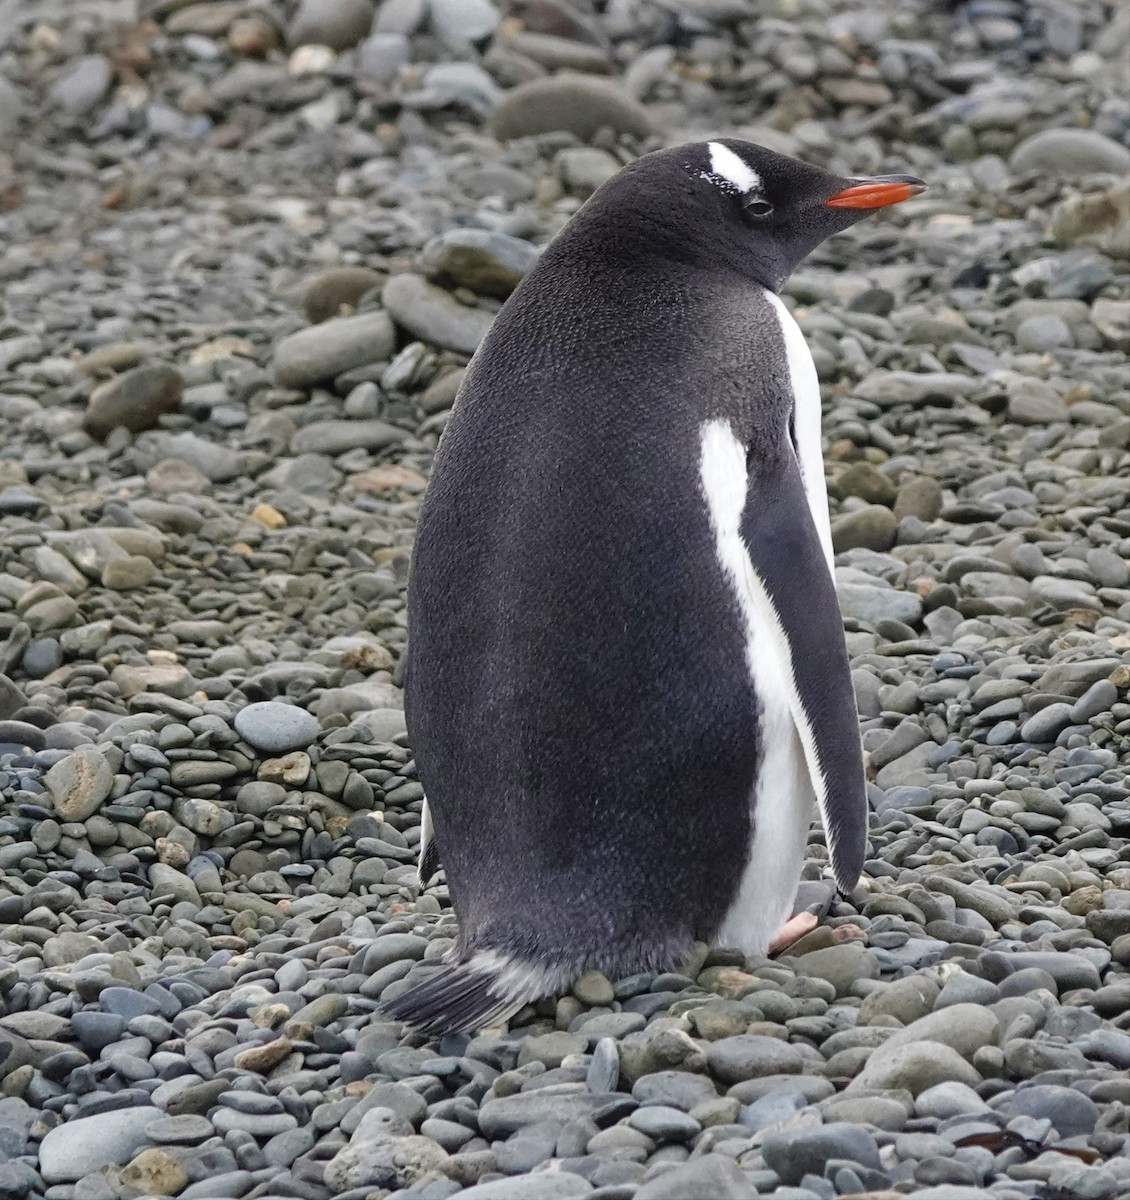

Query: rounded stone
[272,312,396,388]
[572,970,615,1007]
[761,1122,881,1187]
[628,1105,701,1142]
[446,1173,595,1199]
[38,1107,162,1183]
[831,504,898,553]
[83,365,183,440]
[236,780,287,817]
[48,55,112,114]
[1005,1084,1099,1137]
[705,1035,805,1084]
[234,702,319,754]
[893,476,944,522]
[101,556,157,590]
[556,146,622,197]
[914,1081,989,1119]
[302,266,386,323]
[229,15,281,57]
[21,638,63,678]
[1015,314,1072,351]
[1010,128,1130,177]
[850,1041,982,1095]
[491,75,652,141]
[382,273,496,355]
[791,942,880,997]
[43,745,113,821]
[288,0,375,50]
[420,229,539,300]
[431,0,500,51]
[120,1147,189,1195]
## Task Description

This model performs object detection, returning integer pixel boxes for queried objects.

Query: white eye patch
[706,141,761,194]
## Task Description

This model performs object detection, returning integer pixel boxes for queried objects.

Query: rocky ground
[0,0,1128,1198]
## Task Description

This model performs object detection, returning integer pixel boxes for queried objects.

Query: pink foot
[768,910,818,955]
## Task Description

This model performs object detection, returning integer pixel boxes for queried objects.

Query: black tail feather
[380,960,525,1037]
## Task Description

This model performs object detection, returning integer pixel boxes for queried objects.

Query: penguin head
[687,139,926,291]
[682,139,926,291]
[586,139,925,294]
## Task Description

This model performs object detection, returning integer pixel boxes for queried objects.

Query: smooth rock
[39,1107,162,1183]
[234,702,319,753]
[1005,1085,1098,1137]
[273,312,396,388]
[838,583,923,626]
[915,1081,989,1119]
[873,1005,998,1062]
[303,267,385,323]
[556,146,622,196]
[706,1035,804,1084]
[634,1155,756,1200]
[49,55,112,113]
[357,32,410,82]
[120,1147,189,1196]
[44,745,113,821]
[430,0,500,51]
[290,418,408,456]
[382,273,495,354]
[849,1042,982,1095]
[102,556,156,590]
[457,1174,595,1199]
[289,0,375,50]
[832,505,898,553]
[84,365,183,440]
[479,1091,613,1138]
[761,1123,881,1187]
[420,229,539,299]
[323,1108,448,1191]
[1051,184,1130,260]
[492,75,652,141]
[1010,128,1130,177]
[790,943,880,997]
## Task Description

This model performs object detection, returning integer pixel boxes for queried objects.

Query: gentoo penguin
[385,140,925,1035]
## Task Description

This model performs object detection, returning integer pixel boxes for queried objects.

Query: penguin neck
[563,201,794,296]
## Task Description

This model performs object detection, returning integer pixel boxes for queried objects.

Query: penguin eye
[742,196,774,219]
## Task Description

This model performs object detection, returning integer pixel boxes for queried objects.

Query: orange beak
[825,176,927,209]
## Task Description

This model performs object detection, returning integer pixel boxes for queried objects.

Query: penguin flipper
[737,440,868,893]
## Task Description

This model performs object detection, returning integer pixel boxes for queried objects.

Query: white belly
[715,662,814,957]
[698,419,816,958]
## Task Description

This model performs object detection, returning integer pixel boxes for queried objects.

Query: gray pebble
[234,700,319,753]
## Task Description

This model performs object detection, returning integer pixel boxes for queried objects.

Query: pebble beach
[0,1,1128,1198]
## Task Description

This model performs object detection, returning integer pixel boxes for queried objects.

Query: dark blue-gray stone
[99,987,162,1020]
[22,638,63,678]
[631,1071,716,1113]
[451,1171,594,1198]
[634,1155,757,1199]
[233,701,319,754]
[738,1088,807,1132]
[69,1011,126,1054]
[217,1090,284,1115]
[0,722,45,751]
[981,951,1100,992]
[1005,1085,1098,1137]
[628,1105,701,1142]
[761,1123,882,1186]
